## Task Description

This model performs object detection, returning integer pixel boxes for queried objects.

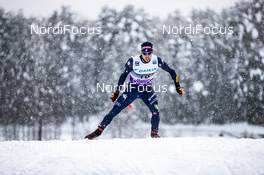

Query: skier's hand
[176,87,185,96]
[111,91,119,102]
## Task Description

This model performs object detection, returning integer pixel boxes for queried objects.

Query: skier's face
[142,53,152,62]
[141,47,153,62]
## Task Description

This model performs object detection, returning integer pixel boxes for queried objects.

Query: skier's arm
[117,58,133,90]
[158,57,185,95]
[111,58,133,102]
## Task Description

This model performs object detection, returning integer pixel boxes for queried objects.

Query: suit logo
[135,61,140,66]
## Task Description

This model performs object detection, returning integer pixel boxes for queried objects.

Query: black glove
[110,90,119,102]
[175,75,185,96]
[176,87,185,96]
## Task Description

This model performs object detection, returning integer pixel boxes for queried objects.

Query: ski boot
[151,130,160,138]
[85,127,104,140]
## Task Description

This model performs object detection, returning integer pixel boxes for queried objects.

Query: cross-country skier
[85,42,185,139]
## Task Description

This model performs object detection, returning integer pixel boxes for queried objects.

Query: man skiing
[85,42,185,139]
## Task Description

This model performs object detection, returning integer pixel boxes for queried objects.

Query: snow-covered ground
[0,137,264,175]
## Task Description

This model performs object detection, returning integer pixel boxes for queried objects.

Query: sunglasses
[142,48,153,55]
[142,52,152,55]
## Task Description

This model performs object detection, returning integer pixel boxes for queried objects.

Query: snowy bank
[0,137,264,175]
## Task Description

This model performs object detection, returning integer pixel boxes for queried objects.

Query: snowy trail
[0,137,264,175]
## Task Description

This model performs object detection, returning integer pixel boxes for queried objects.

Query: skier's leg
[85,87,138,139]
[140,88,160,135]
[99,89,137,129]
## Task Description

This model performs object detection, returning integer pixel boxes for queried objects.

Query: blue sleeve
[116,58,133,91]
[158,57,181,89]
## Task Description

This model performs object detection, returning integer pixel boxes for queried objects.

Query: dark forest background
[0,0,263,140]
